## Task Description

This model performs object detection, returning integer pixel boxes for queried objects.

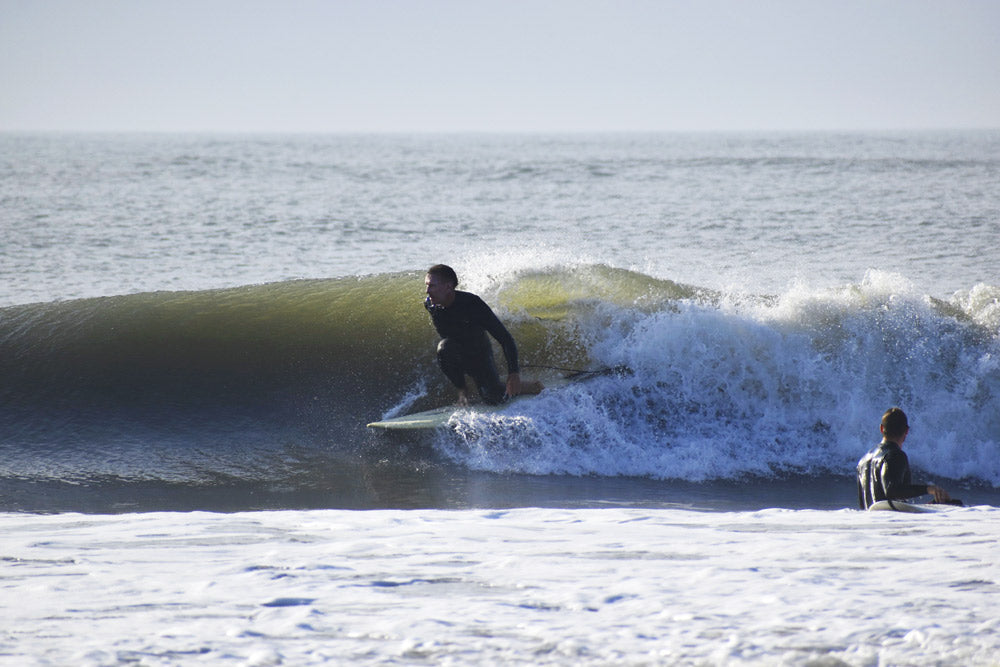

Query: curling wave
[1,266,997,510]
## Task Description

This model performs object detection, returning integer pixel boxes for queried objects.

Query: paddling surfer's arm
[880,449,949,502]
[926,484,950,503]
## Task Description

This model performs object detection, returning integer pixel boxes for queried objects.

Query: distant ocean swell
[1,265,998,500]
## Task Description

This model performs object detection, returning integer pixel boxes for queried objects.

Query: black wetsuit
[856,439,928,509]
[425,291,519,405]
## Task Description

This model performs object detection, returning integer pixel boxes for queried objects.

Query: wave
[1,265,998,507]
[440,271,1000,486]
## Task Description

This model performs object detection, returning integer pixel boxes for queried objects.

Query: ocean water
[4,507,999,666]
[1,132,999,664]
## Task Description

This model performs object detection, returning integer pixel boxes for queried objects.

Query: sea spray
[439,269,1000,484]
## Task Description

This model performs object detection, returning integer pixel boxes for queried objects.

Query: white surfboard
[367,393,536,430]
[867,499,956,513]
[366,370,618,430]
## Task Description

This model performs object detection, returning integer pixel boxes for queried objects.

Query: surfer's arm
[474,298,519,374]
[879,454,932,500]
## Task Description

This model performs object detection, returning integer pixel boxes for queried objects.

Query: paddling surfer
[856,407,954,509]
[424,264,543,406]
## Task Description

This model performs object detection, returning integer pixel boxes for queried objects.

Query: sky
[1,0,998,133]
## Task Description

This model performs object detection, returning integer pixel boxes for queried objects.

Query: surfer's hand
[506,373,522,398]
[927,484,950,503]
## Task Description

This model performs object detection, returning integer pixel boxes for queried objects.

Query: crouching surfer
[857,407,960,509]
[424,264,543,406]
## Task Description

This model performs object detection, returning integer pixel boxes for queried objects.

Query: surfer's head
[426,264,458,287]
[880,407,909,440]
[425,264,458,308]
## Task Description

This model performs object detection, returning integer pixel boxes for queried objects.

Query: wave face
[2,265,998,510]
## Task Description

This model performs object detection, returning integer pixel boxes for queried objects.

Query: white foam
[3,507,998,665]
[437,271,1000,485]
[952,282,1000,330]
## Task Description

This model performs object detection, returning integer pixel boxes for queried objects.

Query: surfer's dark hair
[881,407,909,439]
[427,264,458,287]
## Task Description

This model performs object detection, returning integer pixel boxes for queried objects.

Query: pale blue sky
[2,0,997,132]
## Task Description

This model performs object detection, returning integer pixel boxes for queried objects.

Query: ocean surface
[1,131,999,664]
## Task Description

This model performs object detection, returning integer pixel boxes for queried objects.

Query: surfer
[424,264,543,406]
[856,407,953,509]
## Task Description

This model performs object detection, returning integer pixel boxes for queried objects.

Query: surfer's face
[425,273,455,307]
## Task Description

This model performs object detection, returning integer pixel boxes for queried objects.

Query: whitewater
[1,131,999,664]
[5,508,1000,666]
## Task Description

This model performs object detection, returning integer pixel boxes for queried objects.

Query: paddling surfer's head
[880,407,909,442]
[425,264,458,308]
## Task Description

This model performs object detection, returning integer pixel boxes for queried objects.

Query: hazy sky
[2,0,998,132]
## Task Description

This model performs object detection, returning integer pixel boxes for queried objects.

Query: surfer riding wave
[424,264,543,406]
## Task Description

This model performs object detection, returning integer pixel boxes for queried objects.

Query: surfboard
[367,369,621,430]
[367,393,538,430]
[867,499,956,513]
